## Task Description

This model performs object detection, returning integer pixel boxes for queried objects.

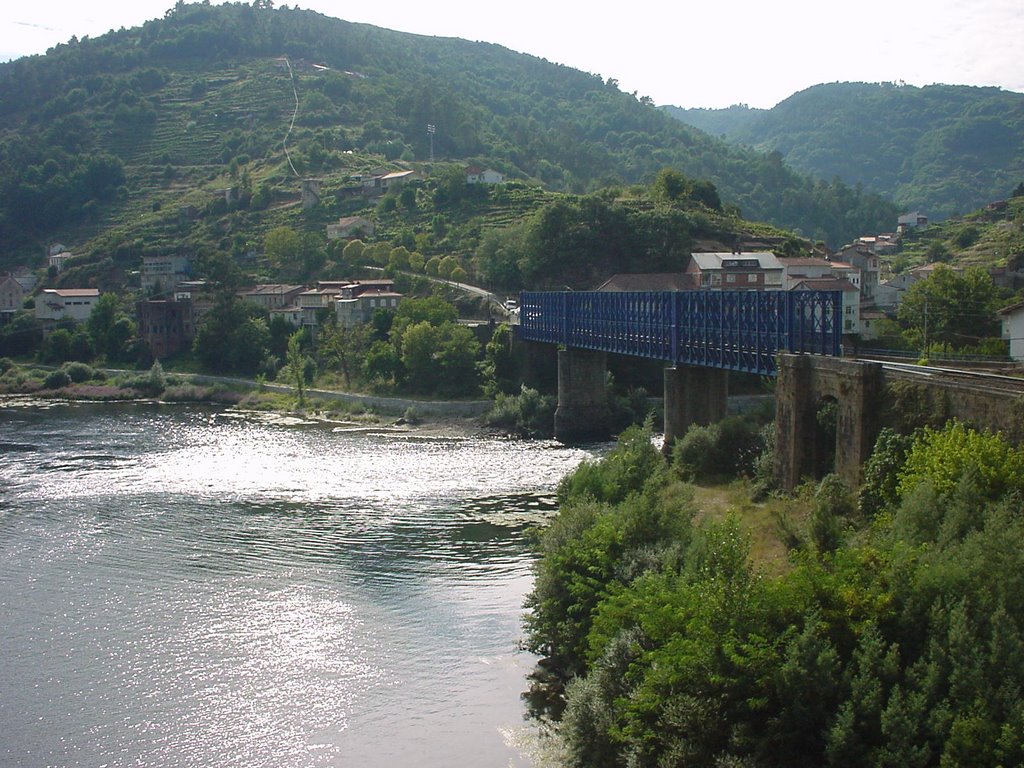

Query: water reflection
[0,401,596,768]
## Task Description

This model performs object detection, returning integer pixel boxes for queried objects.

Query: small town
[3,2,1024,767]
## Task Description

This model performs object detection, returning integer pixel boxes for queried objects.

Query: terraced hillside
[0,0,899,272]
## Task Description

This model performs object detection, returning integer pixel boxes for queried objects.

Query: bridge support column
[774,354,884,492]
[663,365,729,453]
[554,348,609,443]
[774,355,816,492]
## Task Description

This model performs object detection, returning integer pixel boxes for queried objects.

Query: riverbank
[0,359,494,436]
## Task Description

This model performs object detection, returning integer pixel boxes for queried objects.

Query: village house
[35,288,100,322]
[686,252,783,290]
[48,251,73,273]
[832,245,880,304]
[877,263,961,310]
[297,283,344,331]
[361,169,420,196]
[270,304,303,328]
[141,254,192,294]
[465,166,505,185]
[325,216,374,241]
[0,274,27,311]
[999,300,1024,361]
[897,211,929,231]
[238,284,305,311]
[853,234,899,255]
[778,257,834,289]
[136,298,195,359]
[334,280,403,328]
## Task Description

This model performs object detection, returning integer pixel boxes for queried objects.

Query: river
[0,399,596,768]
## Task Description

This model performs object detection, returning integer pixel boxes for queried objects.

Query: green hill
[664,82,1024,220]
[0,1,898,280]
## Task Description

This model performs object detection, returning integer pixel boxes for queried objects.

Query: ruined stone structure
[774,355,884,491]
[772,354,1024,491]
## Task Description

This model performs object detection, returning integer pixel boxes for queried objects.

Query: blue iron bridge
[516,290,843,377]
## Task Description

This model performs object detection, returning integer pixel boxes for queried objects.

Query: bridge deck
[516,290,843,376]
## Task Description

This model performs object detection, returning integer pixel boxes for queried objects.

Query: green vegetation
[528,419,1024,766]
[665,82,1024,220]
[0,0,896,282]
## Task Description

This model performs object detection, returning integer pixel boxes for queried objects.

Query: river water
[0,399,596,768]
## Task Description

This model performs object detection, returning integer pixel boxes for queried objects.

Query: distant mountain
[0,3,898,271]
[663,82,1024,220]
[661,103,766,139]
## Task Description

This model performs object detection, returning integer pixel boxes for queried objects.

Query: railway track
[860,359,1024,398]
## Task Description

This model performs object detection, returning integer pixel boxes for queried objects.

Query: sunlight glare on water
[0,401,597,768]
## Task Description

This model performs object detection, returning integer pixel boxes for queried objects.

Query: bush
[557,420,664,506]
[858,428,913,518]
[897,420,1024,501]
[43,369,72,389]
[63,362,96,383]
[484,385,555,437]
[671,415,765,482]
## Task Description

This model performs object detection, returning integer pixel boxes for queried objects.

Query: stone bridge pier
[553,349,889,493]
[553,351,731,447]
[663,366,729,450]
[554,348,611,443]
[774,354,884,491]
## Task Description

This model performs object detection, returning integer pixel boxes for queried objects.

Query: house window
[747,274,758,283]
[725,274,736,283]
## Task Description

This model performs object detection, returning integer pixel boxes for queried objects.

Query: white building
[466,166,505,185]
[1000,300,1024,361]
[791,278,862,334]
[35,288,100,322]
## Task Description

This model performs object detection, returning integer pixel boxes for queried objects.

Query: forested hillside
[0,0,896,272]
[664,82,1024,220]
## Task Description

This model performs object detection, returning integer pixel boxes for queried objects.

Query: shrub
[43,369,72,389]
[557,420,664,506]
[858,428,913,518]
[484,385,555,438]
[63,362,96,383]
[897,420,1024,501]
[671,415,765,482]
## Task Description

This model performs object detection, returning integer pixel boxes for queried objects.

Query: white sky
[1,0,1022,109]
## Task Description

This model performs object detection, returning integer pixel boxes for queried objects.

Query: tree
[192,295,270,375]
[897,265,1003,350]
[264,226,301,270]
[317,320,368,389]
[285,330,306,406]
[342,239,365,264]
[438,255,460,279]
[652,167,689,202]
[87,293,135,361]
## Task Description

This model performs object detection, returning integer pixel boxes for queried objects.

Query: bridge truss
[517,290,843,376]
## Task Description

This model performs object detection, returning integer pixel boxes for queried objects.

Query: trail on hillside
[279,57,301,178]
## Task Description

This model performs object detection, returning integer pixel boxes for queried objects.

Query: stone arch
[774,354,884,491]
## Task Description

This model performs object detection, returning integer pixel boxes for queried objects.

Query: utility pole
[427,124,435,162]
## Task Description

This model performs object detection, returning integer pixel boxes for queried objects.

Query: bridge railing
[517,289,842,376]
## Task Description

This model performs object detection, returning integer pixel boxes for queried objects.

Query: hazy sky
[1,0,1022,108]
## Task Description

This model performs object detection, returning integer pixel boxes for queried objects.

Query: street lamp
[427,124,435,162]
